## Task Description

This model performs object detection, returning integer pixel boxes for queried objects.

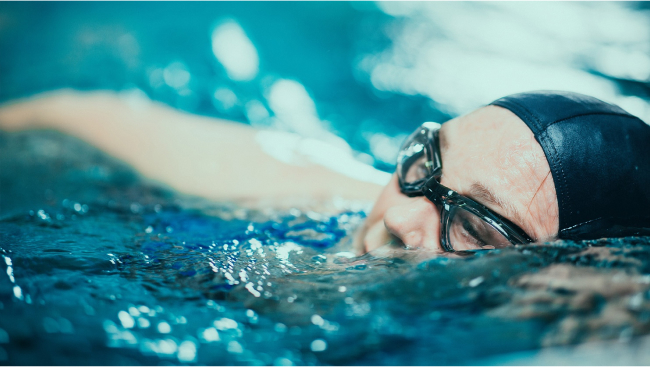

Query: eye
[449,207,514,251]
[403,155,430,183]
[461,218,489,248]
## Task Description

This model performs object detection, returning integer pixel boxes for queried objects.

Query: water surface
[3,130,650,365]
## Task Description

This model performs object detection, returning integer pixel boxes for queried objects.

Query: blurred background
[1,1,649,173]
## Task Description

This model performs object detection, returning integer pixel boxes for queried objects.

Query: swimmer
[1,90,649,256]
[357,92,650,255]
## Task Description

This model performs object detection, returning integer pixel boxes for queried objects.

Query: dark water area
[2,2,650,365]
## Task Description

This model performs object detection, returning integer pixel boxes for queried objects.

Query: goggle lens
[397,122,531,252]
[447,206,513,251]
[397,122,442,190]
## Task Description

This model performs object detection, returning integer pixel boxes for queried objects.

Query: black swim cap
[490,91,650,241]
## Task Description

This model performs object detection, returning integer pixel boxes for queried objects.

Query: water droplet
[103,320,119,334]
[118,311,135,329]
[128,307,141,317]
[137,318,150,329]
[246,282,261,297]
[138,305,151,313]
[157,321,171,334]
[6,267,14,283]
[158,338,177,355]
[177,340,197,362]
[163,61,191,89]
[130,203,142,214]
[311,314,324,327]
[37,209,49,221]
[468,276,485,287]
[200,327,220,342]
[214,318,238,330]
[274,323,287,333]
[239,269,249,282]
[227,340,243,354]
[13,286,23,300]
[310,339,327,352]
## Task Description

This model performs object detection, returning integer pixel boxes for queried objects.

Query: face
[354,106,559,255]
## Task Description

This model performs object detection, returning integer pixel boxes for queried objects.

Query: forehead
[441,106,538,160]
[438,106,555,238]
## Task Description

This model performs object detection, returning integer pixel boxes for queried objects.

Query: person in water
[359,92,650,255]
[1,90,649,255]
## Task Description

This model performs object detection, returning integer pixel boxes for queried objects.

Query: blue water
[2,2,650,365]
[3,130,650,365]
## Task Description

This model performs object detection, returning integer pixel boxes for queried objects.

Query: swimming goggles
[396,122,533,252]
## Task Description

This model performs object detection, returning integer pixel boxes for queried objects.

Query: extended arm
[0,90,385,203]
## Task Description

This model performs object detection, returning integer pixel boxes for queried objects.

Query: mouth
[363,234,405,255]
[385,235,406,250]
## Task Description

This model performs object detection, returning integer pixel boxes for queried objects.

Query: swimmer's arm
[0,90,384,203]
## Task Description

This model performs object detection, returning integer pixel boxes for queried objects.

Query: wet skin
[354,105,560,255]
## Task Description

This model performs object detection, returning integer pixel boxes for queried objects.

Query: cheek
[353,174,404,253]
[365,174,402,227]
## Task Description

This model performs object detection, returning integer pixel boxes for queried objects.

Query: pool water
[2,2,650,365]
[3,130,650,365]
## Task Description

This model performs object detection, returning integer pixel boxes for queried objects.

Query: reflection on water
[1,1,650,365]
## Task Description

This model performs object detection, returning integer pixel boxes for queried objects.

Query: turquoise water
[2,2,650,365]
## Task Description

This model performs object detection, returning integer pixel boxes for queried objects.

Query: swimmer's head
[356,91,650,255]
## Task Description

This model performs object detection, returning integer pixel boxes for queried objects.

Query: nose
[383,196,442,250]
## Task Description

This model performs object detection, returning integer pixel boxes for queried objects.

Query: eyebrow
[468,181,525,228]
